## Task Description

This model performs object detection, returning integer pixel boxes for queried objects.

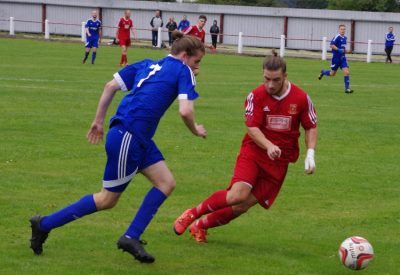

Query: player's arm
[87,79,120,144]
[247,127,281,160]
[85,26,91,37]
[131,24,137,40]
[99,26,102,43]
[178,99,207,138]
[304,127,317,174]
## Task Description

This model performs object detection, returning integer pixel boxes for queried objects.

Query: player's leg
[83,42,91,64]
[91,47,97,64]
[30,124,136,255]
[118,143,169,263]
[119,43,127,66]
[189,193,258,243]
[388,46,393,63]
[319,59,338,79]
[342,61,353,93]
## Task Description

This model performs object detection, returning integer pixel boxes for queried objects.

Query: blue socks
[125,187,167,240]
[40,194,97,232]
[83,52,89,63]
[344,75,350,90]
[322,70,331,76]
[91,52,97,64]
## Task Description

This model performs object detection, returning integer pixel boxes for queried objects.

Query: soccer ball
[338,236,374,270]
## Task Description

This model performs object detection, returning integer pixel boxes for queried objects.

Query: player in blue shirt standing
[30,32,207,263]
[385,26,395,63]
[318,24,353,94]
[82,10,102,64]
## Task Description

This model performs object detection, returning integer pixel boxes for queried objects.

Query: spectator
[209,20,220,49]
[178,15,190,31]
[150,10,163,47]
[166,17,178,46]
[385,26,395,63]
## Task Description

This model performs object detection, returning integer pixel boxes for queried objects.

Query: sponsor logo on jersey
[266,115,292,131]
[289,104,297,114]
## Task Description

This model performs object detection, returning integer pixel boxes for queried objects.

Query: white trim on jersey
[118,132,132,179]
[178,94,188,100]
[307,95,317,125]
[186,65,196,86]
[245,92,254,116]
[272,81,291,101]
[103,168,138,188]
[113,72,128,92]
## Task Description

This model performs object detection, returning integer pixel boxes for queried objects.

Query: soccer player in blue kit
[30,32,207,263]
[318,24,354,94]
[82,10,102,64]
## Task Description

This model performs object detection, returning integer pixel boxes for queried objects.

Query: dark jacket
[210,25,220,36]
[166,21,178,32]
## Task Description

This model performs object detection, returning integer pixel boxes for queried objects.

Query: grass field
[0,37,399,274]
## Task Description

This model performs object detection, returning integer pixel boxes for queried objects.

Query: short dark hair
[263,50,286,73]
[339,24,346,28]
[199,15,207,21]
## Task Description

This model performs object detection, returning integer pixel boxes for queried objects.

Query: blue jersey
[111,55,198,140]
[385,32,395,47]
[178,20,190,31]
[330,34,347,59]
[85,18,101,40]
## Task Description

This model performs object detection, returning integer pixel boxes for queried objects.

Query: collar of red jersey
[272,81,291,101]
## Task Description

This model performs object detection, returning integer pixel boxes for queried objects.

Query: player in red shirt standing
[116,10,137,67]
[184,15,215,51]
[174,50,318,243]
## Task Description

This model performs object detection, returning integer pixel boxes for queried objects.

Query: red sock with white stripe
[196,206,236,229]
[190,190,228,218]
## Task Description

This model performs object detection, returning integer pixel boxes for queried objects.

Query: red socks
[196,207,236,230]
[192,190,228,217]
[120,54,127,65]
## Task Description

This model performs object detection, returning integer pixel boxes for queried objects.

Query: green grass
[0,38,399,274]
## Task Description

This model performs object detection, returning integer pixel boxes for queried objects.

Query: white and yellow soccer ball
[338,236,374,270]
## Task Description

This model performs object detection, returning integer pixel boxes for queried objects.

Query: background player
[116,10,136,67]
[318,24,353,93]
[184,15,215,51]
[82,10,102,65]
[385,26,395,63]
[30,33,207,263]
[174,50,317,243]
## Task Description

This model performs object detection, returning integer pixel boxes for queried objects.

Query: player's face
[125,10,131,18]
[184,51,204,76]
[389,27,393,33]
[198,19,206,29]
[339,26,346,35]
[263,69,287,96]
[92,11,97,19]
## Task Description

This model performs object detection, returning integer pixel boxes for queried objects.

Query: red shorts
[119,37,131,47]
[228,146,288,209]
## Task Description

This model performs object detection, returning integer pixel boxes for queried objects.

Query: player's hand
[337,48,344,54]
[304,148,316,174]
[115,38,119,44]
[87,121,104,145]
[88,33,91,37]
[195,123,207,138]
[266,144,281,160]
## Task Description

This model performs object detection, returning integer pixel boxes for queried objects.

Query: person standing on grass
[209,20,220,49]
[174,50,318,243]
[318,24,353,94]
[116,10,137,67]
[178,15,190,31]
[29,33,207,263]
[184,15,215,51]
[150,10,163,47]
[82,10,102,65]
[385,27,395,63]
[166,17,178,46]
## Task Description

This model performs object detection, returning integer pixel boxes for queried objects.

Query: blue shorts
[102,123,164,192]
[85,38,99,48]
[330,56,348,71]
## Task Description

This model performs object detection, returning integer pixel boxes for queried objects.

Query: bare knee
[232,204,251,216]
[93,189,121,210]
[154,177,176,196]
[226,182,252,205]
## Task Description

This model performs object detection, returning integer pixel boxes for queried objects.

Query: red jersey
[243,82,317,163]
[118,17,133,39]
[183,25,205,43]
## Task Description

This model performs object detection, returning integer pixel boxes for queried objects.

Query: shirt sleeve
[244,91,263,128]
[177,66,198,100]
[183,25,192,35]
[300,95,317,130]
[85,20,89,28]
[330,35,337,46]
[113,61,148,92]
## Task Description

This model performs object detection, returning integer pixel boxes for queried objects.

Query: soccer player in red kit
[184,15,215,51]
[174,50,318,243]
[116,10,137,66]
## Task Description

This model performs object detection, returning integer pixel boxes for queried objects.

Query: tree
[328,0,400,12]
